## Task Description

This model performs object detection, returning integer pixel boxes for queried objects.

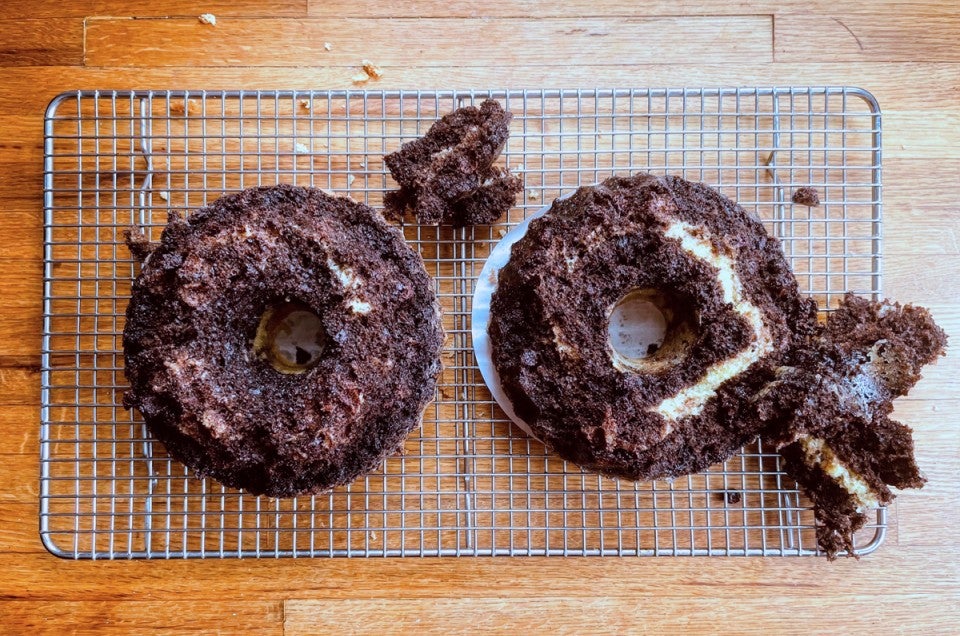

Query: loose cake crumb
[347,174,356,186]
[170,99,200,116]
[198,13,217,26]
[361,60,383,80]
[324,42,333,51]
[299,99,312,111]
[351,71,371,85]
[295,142,309,154]
[791,187,821,207]
[157,190,169,202]
[725,491,742,504]
[527,189,539,200]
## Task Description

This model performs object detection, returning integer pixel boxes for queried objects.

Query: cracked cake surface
[486,173,946,559]
[122,184,444,497]
[383,99,522,227]
[488,173,818,481]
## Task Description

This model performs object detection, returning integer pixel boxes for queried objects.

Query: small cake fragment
[198,13,217,26]
[383,99,522,227]
[792,187,821,207]
[361,60,383,80]
[124,227,157,263]
[756,294,947,558]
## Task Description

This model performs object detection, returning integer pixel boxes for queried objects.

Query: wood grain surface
[1,2,958,634]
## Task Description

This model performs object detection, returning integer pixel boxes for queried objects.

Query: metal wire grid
[41,87,883,559]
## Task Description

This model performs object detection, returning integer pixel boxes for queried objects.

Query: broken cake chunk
[383,99,522,227]
[755,294,947,559]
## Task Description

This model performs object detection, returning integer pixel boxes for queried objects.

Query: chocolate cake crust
[489,174,817,480]
[123,185,443,497]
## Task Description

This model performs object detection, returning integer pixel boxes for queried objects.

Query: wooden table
[1,2,958,633]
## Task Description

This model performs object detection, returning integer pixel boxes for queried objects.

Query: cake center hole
[254,300,326,374]
[608,289,670,362]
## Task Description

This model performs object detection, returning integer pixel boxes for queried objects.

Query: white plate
[471,194,574,439]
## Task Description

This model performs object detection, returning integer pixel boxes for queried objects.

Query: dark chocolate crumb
[725,491,742,505]
[791,187,821,207]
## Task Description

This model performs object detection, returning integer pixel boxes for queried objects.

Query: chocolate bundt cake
[488,173,818,480]
[384,99,522,227]
[756,294,947,558]
[122,185,443,497]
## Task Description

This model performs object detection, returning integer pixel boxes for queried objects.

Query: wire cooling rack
[41,87,883,559]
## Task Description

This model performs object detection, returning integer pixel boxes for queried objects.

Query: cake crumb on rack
[157,191,169,202]
[295,142,309,154]
[527,189,539,200]
[198,13,216,26]
[791,186,821,207]
[170,99,200,116]
[299,99,312,111]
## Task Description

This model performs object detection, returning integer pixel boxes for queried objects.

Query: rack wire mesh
[41,87,883,559]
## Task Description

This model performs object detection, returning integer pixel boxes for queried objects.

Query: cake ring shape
[487,173,818,480]
[122,185,444,497]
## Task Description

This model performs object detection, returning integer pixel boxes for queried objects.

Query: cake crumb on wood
[361,60,383,80]
[198,13,216,26]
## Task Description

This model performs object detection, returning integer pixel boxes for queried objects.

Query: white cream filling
[327,258,361,290]
[328,258,372,314]
[797,434,881,512]
[349,299,372,315]
[652,221,772,421]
